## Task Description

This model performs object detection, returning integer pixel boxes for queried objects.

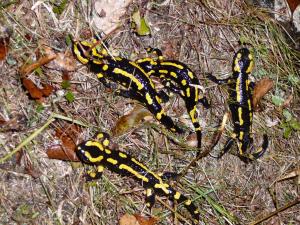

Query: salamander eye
[76,147,90,163]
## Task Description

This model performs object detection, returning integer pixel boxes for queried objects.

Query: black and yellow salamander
[76,132,200,224]
[136,48,209,152]
[207,48,268,162]
[72,40,183,134]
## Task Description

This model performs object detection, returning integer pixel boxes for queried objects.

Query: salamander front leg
[217,137,235,158]
[206,73,232,85]
[95,132,111,147]
[86,165,104,181]
[145,188,156,208]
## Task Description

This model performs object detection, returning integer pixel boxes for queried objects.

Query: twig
[248,197,300,225]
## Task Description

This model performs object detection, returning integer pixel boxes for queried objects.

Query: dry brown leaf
[119,214,139,225]
[40,83,54,97]
[252,78,273,110]
[19,54,57,77]
[46,124,81,161]
[22,78,54,100]
[93,0,133,34]
[134,214,158,225]
[112,105,152,136]
[45,50,76,72]
[286,0,300,13]
[0,36,10,61]
[22,78,43,99]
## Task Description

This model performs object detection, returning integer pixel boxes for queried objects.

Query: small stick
[248,197,300,225]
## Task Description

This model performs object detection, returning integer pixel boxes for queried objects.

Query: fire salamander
[207,48,268,162]
[76,132,200,224]
[72,40,183,134]
[136,48,209,153]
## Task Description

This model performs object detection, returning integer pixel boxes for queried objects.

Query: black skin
[207,48,268,162]
[76,133,200,224]
[73,42,183,134]
[136,48,210,154]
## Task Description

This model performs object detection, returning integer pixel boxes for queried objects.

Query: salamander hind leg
[145,188,156,208]
[168,187,200,224]
[241,134,268,162]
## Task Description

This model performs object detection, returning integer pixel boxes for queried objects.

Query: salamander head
[76,141,105,164]
[232,48,254,74]
[72,40,92,64]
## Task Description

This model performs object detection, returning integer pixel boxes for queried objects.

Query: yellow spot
[194,210,199,214]
[246,54,254,73]
[154,183,170,195]
[97,165,104,173]
[96,133,104,139]
[130,158,162,181]
[238,142,243,155]
[236,75,241,102]
[92,60,102,65]
[119,164,149,182]
[73,44,89,64]
[181,79,187,86]
[103,65,109,71]
[238,107,244,125]
[97,73,104,78]
[155,95,162,104]
[91,48,103,58]
[156,110,164,120]
[103,139,110,146]
[107,158,118,165]
[105,148,111,154]
[195,127,201,131]
[146,202,151,207]
[185,199,192,205]
[145,93,153,105]
[188,70,194,79]
[84,152,104,163]
[119,152,127,158]
[88,171,96,178]
[186,88,191,97]
[86,141,104,151]
[146,189,152,197]
[158,69,168,74]
[113,68,144,90]
[148,70,155,75]
[189,106,197,123]
[170,72,177,78]
[248,99,252,111]
[239,131,244,140]
[161,62,184,69]
[174,192,181,200]
[234,53,241,72]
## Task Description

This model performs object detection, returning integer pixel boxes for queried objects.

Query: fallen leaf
[253,78,273,110]
[131,10,151,36]
[93,0,133,34]
[119,214,139,225]
[19,54,57,77]
[186,133,197,147]
[0,36,10,61]
[45,50,76,71]
[22,78,54,100]
[112,105,152,136]
[41,83,54,97]
[46,124,81,161]
[22,78,43,99]
[134,214,158,225]
[286,0,300,13]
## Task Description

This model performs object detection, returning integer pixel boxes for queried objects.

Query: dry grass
[0,1,299,225]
